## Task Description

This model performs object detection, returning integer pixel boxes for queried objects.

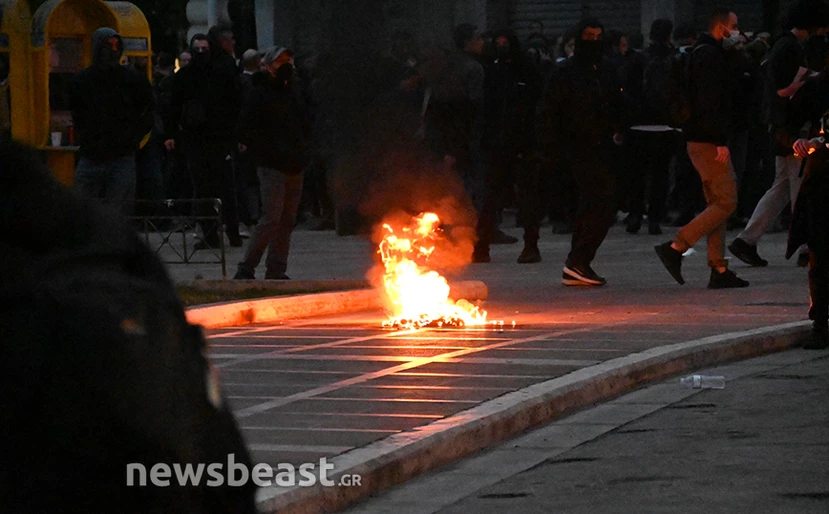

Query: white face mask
[724,29,741,48]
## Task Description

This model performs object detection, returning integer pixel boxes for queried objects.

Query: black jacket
[483,37,542,154]
[684,34,734,146]
[163,51,241,144]
[69,28,154,161]
[541,55,623,156]
[236,72,310,174]
[788,145,829,257]
[0,140,257,513]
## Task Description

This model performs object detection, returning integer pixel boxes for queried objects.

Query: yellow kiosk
[1,0,34,143]
[6,0,151,185]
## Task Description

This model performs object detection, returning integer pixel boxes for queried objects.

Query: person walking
[655,9,749,289]
[788,133,829,349]
[625,19,676,235]
[729,0,829,268]
[233,47,309,280]
[69,28,154,215]
[541,18,624,286]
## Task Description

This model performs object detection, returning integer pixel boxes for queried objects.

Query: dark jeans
[627,130,675,223]
[809,249,829,328]
[517,155,552,244]
[475,148,520,250]
[567,147,617,268]
[136,140,165,217]
[74,153,136,216]
[183,139,239,243]
[234,149,261,225]
[238,169,303,278]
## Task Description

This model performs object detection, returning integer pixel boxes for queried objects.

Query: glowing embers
[378,212,487,330]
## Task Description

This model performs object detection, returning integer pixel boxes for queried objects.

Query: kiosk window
[49,38,83,113]
[50,38,83,74]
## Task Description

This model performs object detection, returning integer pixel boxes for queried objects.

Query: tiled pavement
[168,223,812,504]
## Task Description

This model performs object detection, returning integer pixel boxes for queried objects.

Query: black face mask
[191,51,210,67]
[97,47,121,69]
[575,39,603,65]
[273,64,294,84]
[496,46,511,59]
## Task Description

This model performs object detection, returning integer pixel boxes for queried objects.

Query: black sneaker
[728,238,768,267]
[517,244,542,264]
[707,268,749,289]
[803,325,829,350]
[654,241,685,285]
[265,273,290,280]
[648,221,663,235]
[233,269,255,280]
[626,214,642,234]
[797,252,810,268]
[562,265,606,286]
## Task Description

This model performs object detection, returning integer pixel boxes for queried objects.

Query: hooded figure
[68,28,154,213]
[0,139,257,513]
[540,18,624,286]
[70,28,154,162]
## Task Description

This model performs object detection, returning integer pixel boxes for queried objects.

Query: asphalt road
[344,350,829,514]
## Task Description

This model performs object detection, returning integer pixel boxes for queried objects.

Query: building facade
[187,0,797,58]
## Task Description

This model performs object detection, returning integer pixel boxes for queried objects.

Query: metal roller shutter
[583,0,642,37]
[510,0,583,42]
[693,0,765,33]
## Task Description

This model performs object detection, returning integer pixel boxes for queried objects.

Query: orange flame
[378,212,487,329]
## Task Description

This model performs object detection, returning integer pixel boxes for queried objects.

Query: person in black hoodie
[163,32,242,249]
[541,18,624,286]
[472,30,543,264]
[655,8,749,289]
[69,28,154,215]
[233,47,309,280]
[0,139,257,513]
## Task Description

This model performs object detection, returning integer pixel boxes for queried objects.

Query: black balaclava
[574,20,604,66]
[91,28,123,70]
[272,63,294,84]
[190,35,211,68]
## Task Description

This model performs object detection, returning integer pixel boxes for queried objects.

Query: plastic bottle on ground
[680,375,726,389]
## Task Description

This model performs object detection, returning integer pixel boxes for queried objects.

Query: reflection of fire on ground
[371,212,488,330]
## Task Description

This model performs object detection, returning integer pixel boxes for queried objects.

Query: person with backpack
[729,0,829,268]
[655,8,749,289]
[625,19,675,235]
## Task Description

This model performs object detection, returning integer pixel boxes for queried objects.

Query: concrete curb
[185,280,489,329]
[182,279,371,294]
[255,320,811,513]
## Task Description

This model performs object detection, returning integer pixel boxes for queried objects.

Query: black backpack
[666,45,710,128]
[641,50,674,124]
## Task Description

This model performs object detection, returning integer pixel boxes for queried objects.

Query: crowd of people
[62,0,829,349]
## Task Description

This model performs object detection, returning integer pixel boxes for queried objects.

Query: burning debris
[376,212,488,330]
